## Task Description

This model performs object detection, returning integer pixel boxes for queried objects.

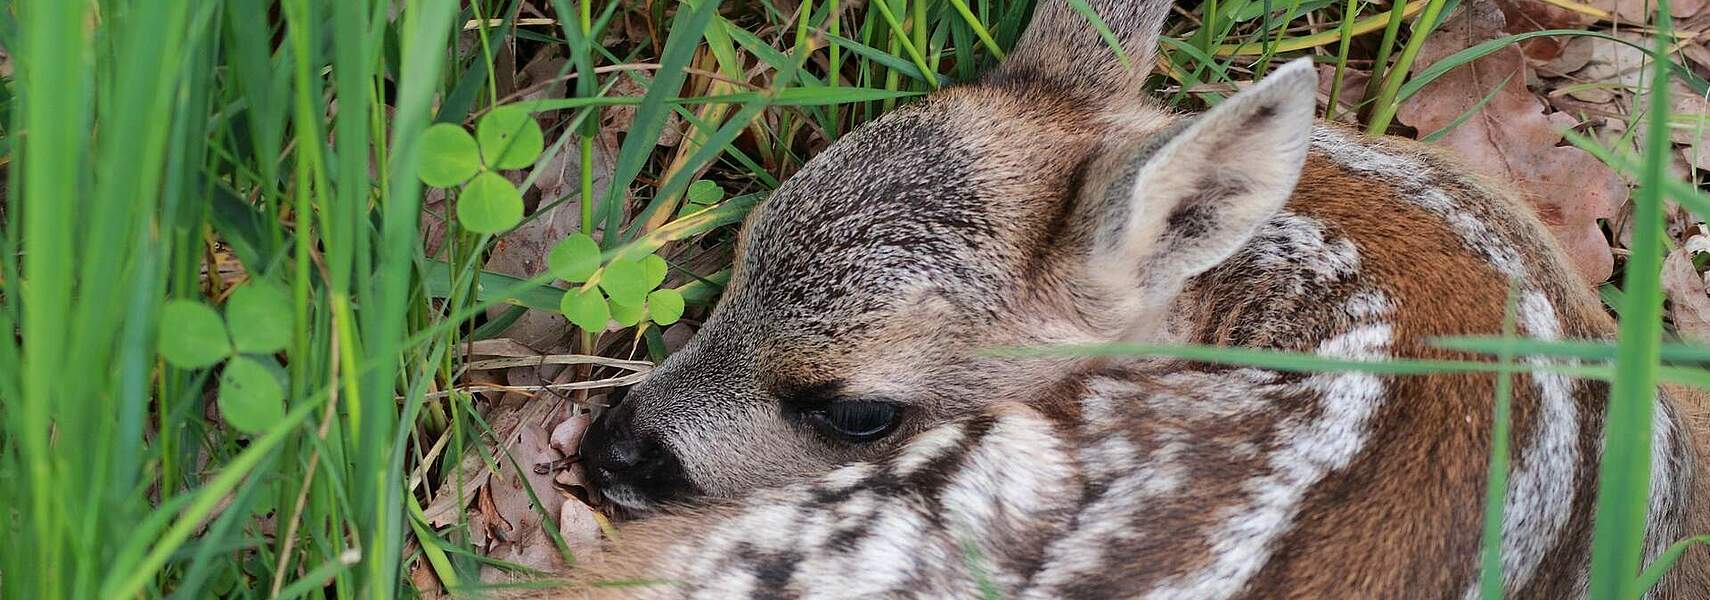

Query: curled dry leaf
[1665,247,1710,343]
[551,412,593,456]
[1397,0,1627,284]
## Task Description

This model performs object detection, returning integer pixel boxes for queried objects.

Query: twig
[416,371,648,401]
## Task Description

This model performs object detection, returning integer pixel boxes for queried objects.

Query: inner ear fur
[1068,58,1321,336]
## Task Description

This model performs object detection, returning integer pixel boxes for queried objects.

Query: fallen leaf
[515,47,568,104]
[551,413,592,456]
[1683,35,1710,72]
[409,556,448,600]
[481,131,615,352]
[558,498,605,561]
[1668,82,1710,171]
[1561,33,1649,103]
[1590,0,1708,23]
[1495,0,1597,61]
[480,423,569,582]
[1316,64,1372,123]
[462,337,543,359]
[1664,247,1710,342]
[604,76,685,148]
[1397,0,1628,284]
[423,450,493,528]
[1536,35,1596,78]
[422,363,550,530]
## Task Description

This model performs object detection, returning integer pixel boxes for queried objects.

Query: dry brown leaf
[461,337,544,359]
[409,556,448,600]
[480,423,570,582]
[422,447,494,528]
[481,139,614,351]
[604,76,685,148]
[1398,0,1628,284]
[420,187,451,260]
[558,499,605,561]
[1562,33,1649,103]
[1669,82,1710,171]
[516,47,568,104]
[1537,35,1597,78]
[551,412,592,456]
[1316,64,1372,123]
[1591,0,1708,23]
[423,366,555,529]
[1665,247,1710,342]
[1496,0,1598,61]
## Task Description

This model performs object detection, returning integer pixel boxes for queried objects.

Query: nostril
[602,436,646,470]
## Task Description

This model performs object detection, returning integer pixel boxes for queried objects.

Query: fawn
[562,0,1710,596]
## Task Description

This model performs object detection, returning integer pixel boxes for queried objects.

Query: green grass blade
[599,0,725,246]
[1585,0,1675,594]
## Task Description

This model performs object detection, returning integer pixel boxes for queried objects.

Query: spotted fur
[567,0,1710,596]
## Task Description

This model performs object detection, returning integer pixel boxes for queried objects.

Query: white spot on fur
[796,502,934,595]
[1484,291,1579,595]
[1248,212,1362,290]
[1343,289,1391,320]
[941,411,1075,536]
[891,423,966,477]
[1144,310,1393,599]
[1083,434,1141,480]
[1027,435,1191,595]
[821,462,875,490]
[1141,437,1189,496]
[1317,126,1587,594]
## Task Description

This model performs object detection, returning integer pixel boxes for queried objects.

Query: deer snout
[581,393,698,511]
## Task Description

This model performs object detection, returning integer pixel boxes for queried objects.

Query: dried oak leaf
[1665,247,1710,343]
[1398,0,1628,284]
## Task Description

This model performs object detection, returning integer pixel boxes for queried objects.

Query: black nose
[587,431,668,475]
[580,393,698,507]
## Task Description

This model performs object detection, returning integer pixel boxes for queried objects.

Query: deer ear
[1083,59,1319,303]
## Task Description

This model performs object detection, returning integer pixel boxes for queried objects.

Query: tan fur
[1659,382,1710,597]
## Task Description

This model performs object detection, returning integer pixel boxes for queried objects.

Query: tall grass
[0,0,1703,597]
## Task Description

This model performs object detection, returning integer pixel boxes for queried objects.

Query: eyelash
[800,400,901,443]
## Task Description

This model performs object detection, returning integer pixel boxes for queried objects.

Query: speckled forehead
[732,103,1022,321]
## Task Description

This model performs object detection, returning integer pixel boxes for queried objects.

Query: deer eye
[806,400,900,443]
